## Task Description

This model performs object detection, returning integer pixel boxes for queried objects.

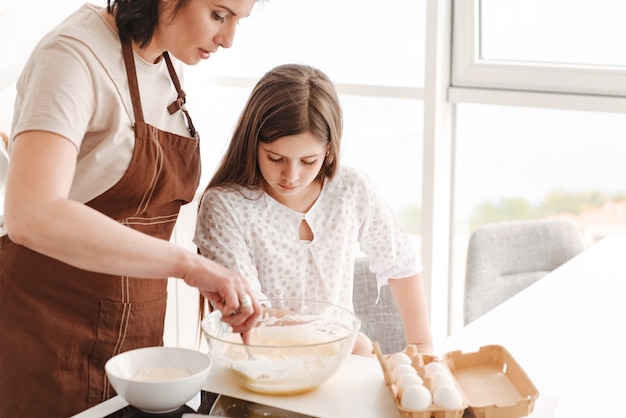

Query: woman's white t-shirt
[10,4,190,205]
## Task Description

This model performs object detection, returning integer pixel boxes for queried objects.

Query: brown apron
[0,42,201,417]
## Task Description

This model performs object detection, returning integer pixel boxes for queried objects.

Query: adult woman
[0,1,260,416]
[194,64,433,357]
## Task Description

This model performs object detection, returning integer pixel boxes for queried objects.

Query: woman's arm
[4,131,260,331]
[388,273,434,355]
[6,131,174,276]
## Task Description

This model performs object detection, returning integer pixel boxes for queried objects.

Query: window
[450,103,626,330]
[453,0,626,96]
[480,0,626,68]
[449,0,626,332]
[200,0,426,86]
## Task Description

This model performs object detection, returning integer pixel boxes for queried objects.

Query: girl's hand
[352,331,375,357]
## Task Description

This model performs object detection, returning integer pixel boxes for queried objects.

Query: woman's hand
[183,254,261,336]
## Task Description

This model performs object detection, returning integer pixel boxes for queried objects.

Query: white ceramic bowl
[104,346,211,414]
[201,298,360,395]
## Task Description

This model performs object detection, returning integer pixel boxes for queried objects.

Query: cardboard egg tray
[373,342,539,418]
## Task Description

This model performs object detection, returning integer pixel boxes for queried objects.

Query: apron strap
[121,42,198,139]
[163,52,199,139]
[121,41,145,124]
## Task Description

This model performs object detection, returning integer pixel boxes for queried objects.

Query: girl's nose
[282,162,299,182]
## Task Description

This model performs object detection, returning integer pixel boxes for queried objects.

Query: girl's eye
[212,11,226,23]
[266,155,318,165]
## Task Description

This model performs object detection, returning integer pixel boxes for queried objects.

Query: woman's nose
[216,23,236,49]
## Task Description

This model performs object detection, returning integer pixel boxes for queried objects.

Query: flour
[131,366,191,382]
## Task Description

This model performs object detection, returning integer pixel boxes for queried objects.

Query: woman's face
[258,132,328,208]
[155,0,256,65]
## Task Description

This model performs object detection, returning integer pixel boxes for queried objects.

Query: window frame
[452,0,626,100]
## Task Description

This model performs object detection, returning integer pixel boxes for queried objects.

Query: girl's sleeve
[355,171,422,288]
[193,191,267,300]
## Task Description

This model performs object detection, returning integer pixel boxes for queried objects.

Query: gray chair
[463,219,585,325]
[352,257,406,354]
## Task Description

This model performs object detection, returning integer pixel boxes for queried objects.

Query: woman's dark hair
[107,0,189,47]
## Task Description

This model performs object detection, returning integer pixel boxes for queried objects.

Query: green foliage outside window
[469,192,626,230]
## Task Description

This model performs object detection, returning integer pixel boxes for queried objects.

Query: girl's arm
[388,273,434,355]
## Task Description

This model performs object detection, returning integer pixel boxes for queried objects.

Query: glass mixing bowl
[201,298,360,395]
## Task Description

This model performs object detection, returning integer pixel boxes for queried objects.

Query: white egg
[392,364,418,382]
[400,384,432,411]
[387,352,412,370]
[396,372,424,396]
[433,384,464,410]
[429,371,454,392]
[424,361,448,378]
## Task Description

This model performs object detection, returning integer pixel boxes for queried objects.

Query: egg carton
[374,343,539,418]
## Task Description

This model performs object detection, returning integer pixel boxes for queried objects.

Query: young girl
[194,63,433,356]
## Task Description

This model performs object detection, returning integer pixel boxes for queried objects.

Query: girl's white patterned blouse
[193,166,421,311]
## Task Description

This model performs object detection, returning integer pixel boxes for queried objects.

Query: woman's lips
[199,48,212,60]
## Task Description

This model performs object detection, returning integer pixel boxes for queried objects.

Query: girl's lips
[199,48,212,60]
[278,183,297,191]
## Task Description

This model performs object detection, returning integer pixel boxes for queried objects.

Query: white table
[202,353,401,418]
[73,234,626,418]
[436,234,626,418]
[72,354,401,418]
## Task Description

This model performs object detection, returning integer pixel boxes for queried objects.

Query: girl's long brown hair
[204,63,342,194]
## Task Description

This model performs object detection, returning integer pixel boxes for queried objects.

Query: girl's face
[154,0,256,65]
[258,132,328,209]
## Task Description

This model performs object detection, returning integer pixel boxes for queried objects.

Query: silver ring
[239,293,252,308]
